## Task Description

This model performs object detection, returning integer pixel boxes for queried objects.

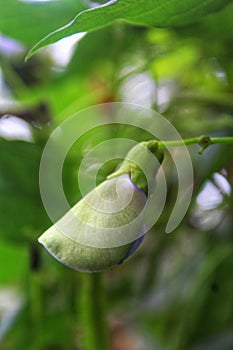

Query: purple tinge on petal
[130,175,147,194]
[117,235,145,265]
[116,175,146,265]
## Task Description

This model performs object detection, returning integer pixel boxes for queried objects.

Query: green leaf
[0,240,27,283]
[26,0,232,60]
[0,139,49,244]
[0,0,87,46]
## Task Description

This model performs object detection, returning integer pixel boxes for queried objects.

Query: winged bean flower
[38,141,163,272]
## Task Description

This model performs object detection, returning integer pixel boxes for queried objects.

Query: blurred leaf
[151,44,199,79]
[0,139,49,244]
[0,240,27,283]
[0,0,87,46]
[26,0,232,59]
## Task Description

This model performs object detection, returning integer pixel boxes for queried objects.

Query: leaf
[0,0,87,46]
[0,139,49,244]
[0,137,84,245]
[0,240,27,283]
[26,0,232,59]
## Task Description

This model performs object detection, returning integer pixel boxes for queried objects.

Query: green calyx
[107,141,164,194]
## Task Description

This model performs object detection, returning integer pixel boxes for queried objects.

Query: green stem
[80,273,109,350]
[157,135,233,154]
[107,135,233,192]
[209,137,233,145]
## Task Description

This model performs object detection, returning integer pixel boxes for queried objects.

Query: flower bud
[39,175,146,272]
[38,141,164,272]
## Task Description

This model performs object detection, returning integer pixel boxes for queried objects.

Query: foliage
[25,0,232,59]
[0,1,233,349]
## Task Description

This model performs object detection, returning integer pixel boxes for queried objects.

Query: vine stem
[153,135,233,154]
[108,135,233,189]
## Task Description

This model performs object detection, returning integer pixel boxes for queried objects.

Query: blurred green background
[0,1,233,349]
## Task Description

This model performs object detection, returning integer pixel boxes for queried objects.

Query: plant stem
[158,135,233,147]
[154,135,233,154]
[108,135,233,185]
[80,273,109,350]
[209,137,233,145]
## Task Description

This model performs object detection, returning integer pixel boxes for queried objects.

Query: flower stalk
[79,273,109,350]
[107,135,233,192]
[158,135,233,154]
